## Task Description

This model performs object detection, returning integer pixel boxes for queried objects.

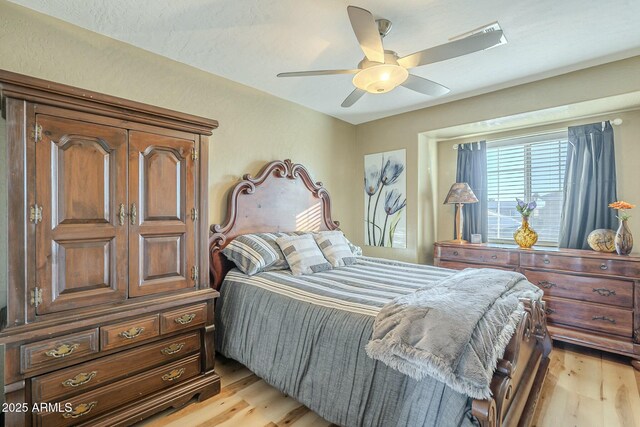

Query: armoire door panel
[142,234,184,280]
[35,115,128,315]
[142,147,184,221]
[129,131,196,297]
[54,136,111,225]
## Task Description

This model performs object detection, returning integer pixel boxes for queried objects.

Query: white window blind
[487,131,568,246]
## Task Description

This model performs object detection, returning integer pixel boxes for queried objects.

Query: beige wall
[355,56,640,263]
[0,1,358,237]
[437,110,640,249]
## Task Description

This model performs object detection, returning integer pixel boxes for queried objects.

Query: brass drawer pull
[62,401,97,419]
[130,202,137,225]
[162,368,186,382]
[491,255,498,259]
[62,371,97,388]
[161,343,185,355]
[118,203,126,226]
[538,280,556,289]
[119,326,145,339]
[545,308,556,315]
[452,251,459,256]
[543,259,550,264]
[600,263,608,270]
[175,313,196,325]
[593,288,616,297]
[44,343,80,358]
[592,315,616,324]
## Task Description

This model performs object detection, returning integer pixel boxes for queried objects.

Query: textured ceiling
[9,0,640,124]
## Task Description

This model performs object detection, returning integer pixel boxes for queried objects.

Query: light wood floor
[141,343,640,427]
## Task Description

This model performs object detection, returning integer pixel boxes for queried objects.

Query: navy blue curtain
[455,141,488,242]
[559,121,618,249]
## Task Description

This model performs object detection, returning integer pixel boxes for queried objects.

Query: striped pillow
[222,233,285,275]
[276,234,332,276]
[314,231,358,267]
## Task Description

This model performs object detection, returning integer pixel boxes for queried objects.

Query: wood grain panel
[128,131,195,297]
[35,114,127,315]
[144,235,183,280]
[521,252,640,278]
[144,149,182,220]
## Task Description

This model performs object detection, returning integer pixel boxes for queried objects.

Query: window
[487,131,568,246]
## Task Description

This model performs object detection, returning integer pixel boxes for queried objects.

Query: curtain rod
[452,117,623,150]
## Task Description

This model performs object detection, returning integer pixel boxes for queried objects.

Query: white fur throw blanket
[366,268,542,399]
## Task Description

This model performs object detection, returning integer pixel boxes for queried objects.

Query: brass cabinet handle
[130,203,137,225]
[62,401,97,419]
[62,371,97,388]
[543,259,550,264]
[545,308,556,315]
[538,280,556,289]
[174,313,196,325]
[118,203,126,226]
[593,288,616,297]
[161,343,185,356]
[452,251,459,256]
[592,315,616,323]
[600,263,608,270]
[162,368,185,382]
[119,326,145,339]
[491,255,498,259]
[44,343,80,358]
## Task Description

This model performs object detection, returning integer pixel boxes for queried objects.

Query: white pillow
[276,234,332,276]
[314,231,358,267]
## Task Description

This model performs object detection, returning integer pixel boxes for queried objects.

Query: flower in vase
[609,200,635,221]
[516,198,537,217]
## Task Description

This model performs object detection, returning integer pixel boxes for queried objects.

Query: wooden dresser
[0,71,220,426]
[434,241,640,369]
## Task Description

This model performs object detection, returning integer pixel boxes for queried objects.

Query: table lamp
[443,182,479,244]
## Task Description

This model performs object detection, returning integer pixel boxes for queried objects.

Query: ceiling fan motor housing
[353,51,408,94]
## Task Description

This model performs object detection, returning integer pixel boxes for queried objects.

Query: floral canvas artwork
[364,149,407,248]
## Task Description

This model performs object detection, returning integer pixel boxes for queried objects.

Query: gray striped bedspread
[215,257,479,427]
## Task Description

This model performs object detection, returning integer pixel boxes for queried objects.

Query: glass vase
[514,217,538,249]
[614,219,633,255]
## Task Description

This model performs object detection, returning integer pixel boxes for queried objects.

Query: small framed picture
[470,234,482,244]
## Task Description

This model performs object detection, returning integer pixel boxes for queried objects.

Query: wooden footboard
[472,298,552,427]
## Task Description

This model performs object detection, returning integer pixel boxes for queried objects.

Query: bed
[209,159,551,427]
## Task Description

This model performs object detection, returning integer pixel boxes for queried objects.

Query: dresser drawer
[161,303,207,334]
[32,331,201,402]
[21,329,99,373]
[436,246,517,266]
[525,270,633,308]
[544,297,634,337]
[521,253,640,277]
[437,260,516,272]
[100,315,160,351]
[34,354,200,427]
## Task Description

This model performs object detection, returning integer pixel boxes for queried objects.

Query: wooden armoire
[0,70,220,426]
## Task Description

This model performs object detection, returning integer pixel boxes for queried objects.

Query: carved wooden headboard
[208,159,340,289]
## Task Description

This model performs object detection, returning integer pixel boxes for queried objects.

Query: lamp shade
[443,182,479,204]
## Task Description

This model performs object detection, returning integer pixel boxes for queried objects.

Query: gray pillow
[314,231,358,267]
[276,234,332,276]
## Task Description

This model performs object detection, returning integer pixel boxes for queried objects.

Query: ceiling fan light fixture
[352,64,408,94]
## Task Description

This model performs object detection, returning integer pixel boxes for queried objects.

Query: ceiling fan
[277,6,505,108]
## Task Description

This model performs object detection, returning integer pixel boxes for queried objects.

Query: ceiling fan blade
[277,69,360,77]
[347,6,385,63]
[341,88,366,108]
[401,74,450,97]
[398,30,504,69]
